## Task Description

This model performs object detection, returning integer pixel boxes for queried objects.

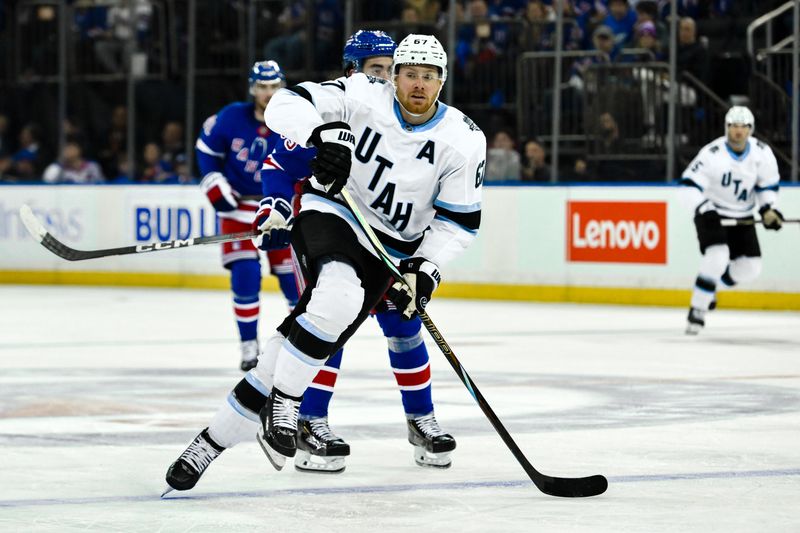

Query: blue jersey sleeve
[260,138,317,200]
[195,105,232,177]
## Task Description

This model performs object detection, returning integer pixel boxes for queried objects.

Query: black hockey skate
[407,412,456,469]
[295,417,351,474]
[685,307,706,335]
[257,389,302,471]
[162,428,224,496]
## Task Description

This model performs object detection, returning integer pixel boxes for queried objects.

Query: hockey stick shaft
[338,189,607,498]
[19,204,258,261]
[720,218,800,227]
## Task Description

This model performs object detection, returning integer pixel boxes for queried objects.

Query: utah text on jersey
[265,73,487,268]
[680,136,780,219]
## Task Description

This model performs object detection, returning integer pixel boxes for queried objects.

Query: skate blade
[685,324,702,335]
[240,360,258,372]
[294,451,346,474]
[257,430,287,471]
[413,446,452,469]
[160,486,175,498]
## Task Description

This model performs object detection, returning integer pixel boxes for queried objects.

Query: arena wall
[1,184,798,309]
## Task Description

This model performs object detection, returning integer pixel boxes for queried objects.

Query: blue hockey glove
[252,197,294,250]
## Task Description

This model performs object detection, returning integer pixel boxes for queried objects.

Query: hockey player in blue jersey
[196,60,299,371]
[163,32,465,493]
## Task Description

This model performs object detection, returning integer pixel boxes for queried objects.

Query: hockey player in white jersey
[679,105,784,334]
[257,31,458,474]
[162,34,486,493]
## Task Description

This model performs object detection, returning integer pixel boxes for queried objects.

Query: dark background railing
[0,0,797,185]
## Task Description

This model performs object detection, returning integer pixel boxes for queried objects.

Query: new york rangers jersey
[681,136,780,218]
[264,73,486,268]
[196,102,281,221]
[259,136,315,202]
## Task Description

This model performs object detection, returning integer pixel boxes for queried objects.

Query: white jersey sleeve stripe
[195,138,224,158]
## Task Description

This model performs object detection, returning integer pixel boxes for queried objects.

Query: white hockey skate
[685,307,706,335]
[240,339,259,371]
[257,389,301,471]
[407,412,456,469]
[294,417,350,474]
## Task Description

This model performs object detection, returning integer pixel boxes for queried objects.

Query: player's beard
[397,87,437,116]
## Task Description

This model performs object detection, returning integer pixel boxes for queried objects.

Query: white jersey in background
[264,73,486,269]
[680,135,780,218]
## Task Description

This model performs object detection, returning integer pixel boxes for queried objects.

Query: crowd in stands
[0,0,788,184]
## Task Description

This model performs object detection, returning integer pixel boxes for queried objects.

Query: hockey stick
[720,218,800,227]
[338,188,608,498]
[18,204,258,261]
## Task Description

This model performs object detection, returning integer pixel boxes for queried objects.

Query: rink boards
[0,183,798,309]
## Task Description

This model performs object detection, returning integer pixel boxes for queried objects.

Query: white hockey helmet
[393,34,448,82]
[725,105,755,135]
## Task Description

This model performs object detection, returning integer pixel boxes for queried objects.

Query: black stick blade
[538,474,608,498]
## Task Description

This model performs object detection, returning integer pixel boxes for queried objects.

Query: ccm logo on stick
[135,239,195,252]
[566,201,667,264]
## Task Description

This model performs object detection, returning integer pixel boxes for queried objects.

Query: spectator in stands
[595,111,635,181]
[263,1,307,70]
[604,0,637,47]
[562,156,590,182]
[631,21,663,61]
[659,0,707,20]
[98,105,128,178]
[94,0,154,73]
[520,1,582,52]
[73,4,109,74]
[160,121,185,170]
[634,1,667,52]
[404,0,441,23]
[43,141,105,184]
[677,16,710,84]
[520,140,550,182]
[572,0,608,49]
[520,1,553,51]
[568,25,619,92]
[139,142,173,183]
[312,0,344,69]
[485,130,521,182]
[108,153,134,184]
[1,124,46,181]
[62,116,89,150]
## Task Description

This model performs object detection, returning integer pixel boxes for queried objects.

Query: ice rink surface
[0,285,799,532]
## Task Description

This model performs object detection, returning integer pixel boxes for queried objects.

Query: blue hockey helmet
[248,60,285,93]
[342,30,397,74]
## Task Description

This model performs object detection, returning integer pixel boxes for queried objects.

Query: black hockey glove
[386,258,441,320]
[308,121,355,195]
[693,201,721,232]
[759,205,784,231]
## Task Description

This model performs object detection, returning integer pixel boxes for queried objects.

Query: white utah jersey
[264,73,486,268]
[681,136,780,218]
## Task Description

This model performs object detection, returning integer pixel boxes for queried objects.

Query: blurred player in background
[163,33,485,494]
[196,60,299,370]
[679,105,784,334]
